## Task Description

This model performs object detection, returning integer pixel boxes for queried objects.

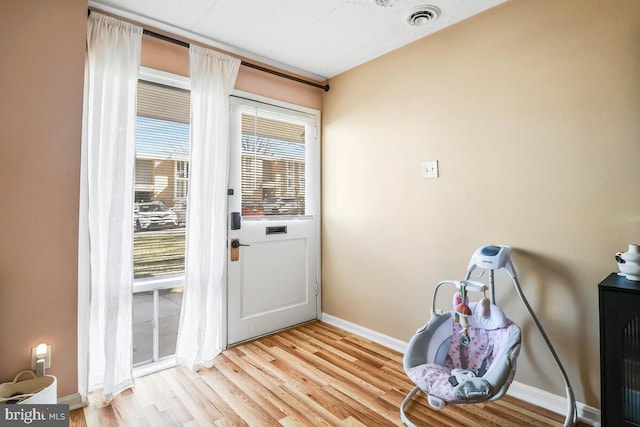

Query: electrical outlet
[422,160,439,179]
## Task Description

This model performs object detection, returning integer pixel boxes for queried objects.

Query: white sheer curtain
[78,12,142,402]
[176,46,240,370]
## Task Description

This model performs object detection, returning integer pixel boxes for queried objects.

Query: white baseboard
[58,392,87,411]
[321,312,408,353]
[320,312,601,427]
[507,381,601,427]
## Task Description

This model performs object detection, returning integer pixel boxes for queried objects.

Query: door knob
[231,240,250,249]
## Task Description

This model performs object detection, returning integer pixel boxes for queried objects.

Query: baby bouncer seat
[403,282,521,411]
[400,245,577,427]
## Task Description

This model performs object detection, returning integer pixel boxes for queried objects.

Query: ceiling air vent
[407,5,441,26]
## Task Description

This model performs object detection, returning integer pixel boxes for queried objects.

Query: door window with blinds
[133,73,189,367]
[240,103,316,217]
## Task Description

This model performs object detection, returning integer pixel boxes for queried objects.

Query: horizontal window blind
[134,80,190,279]
[241,110,307,216]
[138,80,190,124]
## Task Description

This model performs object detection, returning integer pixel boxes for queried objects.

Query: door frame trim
[223,90,321,348]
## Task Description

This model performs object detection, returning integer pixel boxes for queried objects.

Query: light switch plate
[422,160,439,179]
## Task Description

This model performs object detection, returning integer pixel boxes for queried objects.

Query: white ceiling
[89,0,507,81]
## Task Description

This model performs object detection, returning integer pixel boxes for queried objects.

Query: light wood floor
[71,321,585,426]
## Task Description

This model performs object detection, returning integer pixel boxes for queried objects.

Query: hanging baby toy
[448,281,498,391]
[479,288,491,317]
[453,282,492,348]
[453,283,472,347]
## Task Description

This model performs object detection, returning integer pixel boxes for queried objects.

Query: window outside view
[241,113,307,217]
[133,79,189,366]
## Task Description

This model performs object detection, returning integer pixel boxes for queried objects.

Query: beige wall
[322,0,640,408]
[0,0,86,397]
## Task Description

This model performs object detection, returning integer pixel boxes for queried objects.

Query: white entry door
[227,96,320,345]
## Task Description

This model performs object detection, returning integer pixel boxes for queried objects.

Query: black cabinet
[599,273,640,426]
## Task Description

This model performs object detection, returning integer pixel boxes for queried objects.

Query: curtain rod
[146,29,331,92]
[88,10,329,92]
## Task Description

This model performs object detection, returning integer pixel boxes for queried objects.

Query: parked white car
[134,201,179,232]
